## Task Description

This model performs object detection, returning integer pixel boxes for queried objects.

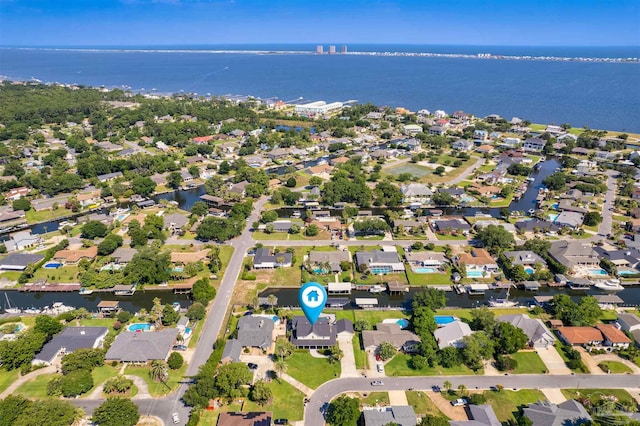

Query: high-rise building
[341,45,348,54]
[329,45,336,55]
[316,45,324,54]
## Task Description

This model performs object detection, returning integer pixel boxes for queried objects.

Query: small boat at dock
[594,279,624,292]
[368,285,386,294]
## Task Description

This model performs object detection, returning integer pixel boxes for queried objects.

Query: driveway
[590,353,640,374]
[240,354,273,382]
[427,391,468,421]
[337,336,359,378]
[576,347,605,375]
[535,346,571,375]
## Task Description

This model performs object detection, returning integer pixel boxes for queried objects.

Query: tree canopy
[92,397,140,426]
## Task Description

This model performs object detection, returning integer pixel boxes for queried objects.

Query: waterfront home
[434,320,474,349]
[354,249,404,274]
[0,252,45,271]
[404,251,448,270]
[428,125,447,136]
[503,250,547,268]
[229,180,249,197]
[456,249,498,275]
[31,194,72,211]
[77,190,102,208]
[290,316,353,349]
[53,246,98,266]
[236,316,275,350]
[451,405,500,426]
[545,125,565,135]
[597,324,631,349]
[473,129,488,141]
[400,183,432,204]
[163,213,189,232]
[403,123,422,136]
[96,171,123,183]
[498,314,555,348]
[362,406,417,426]
[558,133,578,143]
[393,219,423,233]
[553,211,584,229]
[594,247,640,272]
[253,248,292,269]
[548,240,599,272]
[105,329,180,363]
[571,147,590,156]
[308,250,351,273]
[617,313,640,333]
[4,230,40,252]
[431,218,471,235]
[438,187,466,199]
[361,323,421,353]
[267,147,288,161]
[452,139,474,151]
[5,186,29,201]
[32,326,108,366]
[556,326,604,347]
[500,137,521,148]
[523,400,591,426]
[523,137,545,152]
[514,219,560,234]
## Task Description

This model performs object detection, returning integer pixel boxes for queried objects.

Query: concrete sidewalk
[281,373,314,397]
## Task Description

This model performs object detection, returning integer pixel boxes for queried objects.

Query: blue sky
[0,0,638,46]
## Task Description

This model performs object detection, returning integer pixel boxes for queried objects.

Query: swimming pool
[414,267,436,274]
[369,267,391,275]
[114,213,129,222]
[44,262,63,269]
[434,315,455,326]
[382,318,409,329]
[525,267,535,274]
[618,270,639,276]
[184,327,192,334]
[548,213,560,222]
[128,323,152,332]
[551,203,559,210]
[466,270,484,278]
[588,269,608,276]
[172,267,184,273]
[101,264,123,271]
[460,195,475,203]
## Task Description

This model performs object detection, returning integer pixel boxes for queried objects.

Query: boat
[369,285,386,294]
[594,279,624,292]
[23,307,42,314]
[568,282,591,291]
[526,177,535,182]
[79,288,94,295]
[488,286,519,308]
[527,208,536,215]
[172,302,181,311]
[43,302,75,314]
[291,210,301,218]
[4,293,21,314]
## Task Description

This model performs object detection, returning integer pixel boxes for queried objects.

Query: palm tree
[443,380,453,393]
[267,294,277,310]
[273,358,287,382]
[149,360,168,383]
[457,384,467,397]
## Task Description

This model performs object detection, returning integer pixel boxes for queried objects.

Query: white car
[451,398,468,407]
[172,412,180,424]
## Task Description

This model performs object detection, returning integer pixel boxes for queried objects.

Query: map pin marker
[298,281,327,325]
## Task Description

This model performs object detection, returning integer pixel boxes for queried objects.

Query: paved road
[73,197,269,425]
[597,170,617,237]
[305,374,640,425]
[450,157,486,184]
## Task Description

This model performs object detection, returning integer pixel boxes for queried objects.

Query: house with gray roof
[236,316,274,349]
[4,230,41,252]
[354,250,404,273]
[450,405,501,426]
[221,339,243,363]
[617,312,640,344]
[522,400,591,426]
[503,250,546,267]
[253,248,292,269]
[434,321,473,349]
[362,406,417,426]
[290,316,351,349]
[594,247,640,270]
[431,218,471,233]
[523,137,545,152]
[498,314,555,348]
[0,252,44,271]
[554,211,584,229]
[163,213,189,231]
[361,323,421,353]
[404,251,448,269]
[33,326,108,365]
[308,250,351,273]
[105,329,179,363]
[452,139,474,151]
[97,172,123,183]
[548,240,599,271]
[514,219,560,234]
[400,183,432,204]
[110,247,138,265]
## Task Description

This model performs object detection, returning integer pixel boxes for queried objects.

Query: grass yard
[387,163,432,178]
[406,390,444,416]
[385,353,480,376]
[242,379,305,421]
[188,319,205,349]
[285,351,340,389]
[353,272,408,286]
[435,308,530,321]
[477,164,497,173]
[598,361,633,374]
[25,207,73,223]
[561,388,635,404]
[355,235,384,241]
[32,265,80,282]
[125,364,188,397]
[405,270,452,286]
[360,391,389,406]
[509,351,548,374]
[435,233,468,240]
[0,369,19,394]
[353,333,368,370]
[77,318,120,337]
[15,372,54,398]
[483,389,545,423]
[253,231,305,240]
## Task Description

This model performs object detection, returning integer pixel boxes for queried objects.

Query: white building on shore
[295,101,343,117]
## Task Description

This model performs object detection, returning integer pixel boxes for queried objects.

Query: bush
[468,393,487,405]
[242,272,257,280]
[60,369,93,397]
[117,310,133,323]
[113,321,122,330]
[168,352,184,370]
[495,355,517,371]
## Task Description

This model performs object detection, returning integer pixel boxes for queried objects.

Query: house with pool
[404,251,448,273]
[308,249,352,273]
[105,328,180,363]
[361,322,421,353]
[502,250,547,274]
[548,240,600,275]
[594,247,640,277]
[53,245,98,266]
[354,248,404,274]
[32,326,108,366]
[455,249,499,278]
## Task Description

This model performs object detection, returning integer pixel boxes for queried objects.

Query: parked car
[376,363,384,373]
[274,419,288,425]
[172,345,187,351]
[247,363,258,370]
[172,412,180,424]
[371,380,384,386]
[432,385,441,392]
[451,398,468,407]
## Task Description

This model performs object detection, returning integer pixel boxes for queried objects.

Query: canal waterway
[0,289,192,314]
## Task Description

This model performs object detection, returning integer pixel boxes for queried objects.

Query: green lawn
[435,308,531,321]
[406,390,444,416]
[188,319,204,349]
[355,235,384,241]
[285,351,340,389]
[0,369,19,394]
[242,379,305,421]
[385,353,480,376]
[598,361,633,374]
[510,351,548,374]
[253,231,306,240]
[77,318,120,337]
[483,389,545,423]
[387,163,432,178]
[435,234,468,240]
[353,272,408,286]
[15,372,55,398]
[360,391,389,406]
[32,265,80,282]
[405,270,452,286]
[125,363,188,396]
[25,207,73,223]
[478,164,496,173]
[353,333,368,370]
[561,389,635,404]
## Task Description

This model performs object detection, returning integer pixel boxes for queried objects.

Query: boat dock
[19,283,81,292]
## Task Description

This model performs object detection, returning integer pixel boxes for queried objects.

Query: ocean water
[1,45,639,132]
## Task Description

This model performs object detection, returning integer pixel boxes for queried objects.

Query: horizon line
[1,43,638,48]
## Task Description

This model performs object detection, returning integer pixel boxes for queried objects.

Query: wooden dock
[19,283,81,292]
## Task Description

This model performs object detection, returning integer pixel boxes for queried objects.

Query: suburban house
[110,247,138,265]
[450,405,501,426]
[428,125,446,136]
[290,316,353,349]
[498,314,556,348]
[404,251,448,270]
[253,248,293,269]
[522,400,592,426]
[393,219,423,233]
[236,316,275,350]
[53,246,98,265]
[229,181,249,197]
[163,213,189,232]
[96,172,123,183]
[4,230,41,252]
[362,406,417,426]
[556,326,604,347]
[354,249,404,274]
[456,249,499,275]
[515,219,560,234]
[596,324,631,349]
[431,218,471,234]
[403,123,422,135]
[523,137,546,152]
[503,250,547,268]
[618,313,640,345]
[77,190,101,208]
[105,329,180,363]
[361,323,421,353]
[308,250,351,273]
[0,253,44,271]
[452,139,474,151]
[32,326,108,365]
[433,320,474,349]
[473,129,488,141]
[594,247,640,271]
[548,241,600,271]
[400,183,433,204]
[221,339,243,364]
[553,211,584,229]
[216,412,273,426]
[5,187,29,201]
